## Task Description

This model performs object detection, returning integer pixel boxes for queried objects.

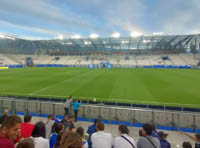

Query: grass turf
[0,67,200,107]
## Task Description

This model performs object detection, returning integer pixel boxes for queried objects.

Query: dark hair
[24,114,32,123]
[143,123,152,135]
[195,134,200,140]
[119,124,129,134]
[1,115,22,129]
[54,130,64,148]
[76,127,84,137]
[48,114,53,119]
[96,121,104,131]
[60,132,82,148]
[32,121,46,138]
[94,119,99,125]
[16,138,34,148]
[152,124,156,131]
[68,114,74,119]
[139,129,143,136]
[53,123,63,134]
[182,142,192,148]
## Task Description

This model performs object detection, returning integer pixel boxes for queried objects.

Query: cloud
[0,0,199,39]
[155,0,200,34]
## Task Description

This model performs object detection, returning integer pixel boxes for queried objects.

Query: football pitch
[0,67,200,108]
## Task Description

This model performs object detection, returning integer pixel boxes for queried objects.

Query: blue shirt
[72,102,82,111]
[160,139,171,148]
[87,124,96,135]
[152,131,160,140]
[49,133,57,148]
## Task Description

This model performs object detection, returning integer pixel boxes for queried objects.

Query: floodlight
[153,32,164,36]
[84,41,91,45]
[58,35,64,40]
[71,34,80,39]
[90,34,99,39]
[111,33,120,38]
[130,32,142,37]
[0,35,5,38]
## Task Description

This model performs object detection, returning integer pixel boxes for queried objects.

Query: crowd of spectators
[0,107,200,148]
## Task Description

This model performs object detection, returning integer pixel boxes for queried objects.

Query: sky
[0,0,200,40]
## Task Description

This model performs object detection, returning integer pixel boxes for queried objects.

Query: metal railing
[0,97,200,132]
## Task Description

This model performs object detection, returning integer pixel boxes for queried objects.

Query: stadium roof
[0,34,200,54]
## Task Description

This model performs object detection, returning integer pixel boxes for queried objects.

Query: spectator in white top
[64,96,73,117]
[113,124,136,148]
[91,121,112,148]
[32,121,50,148]
[44,114,55,138]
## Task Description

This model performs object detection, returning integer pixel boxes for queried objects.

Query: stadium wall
[1,97,200,133]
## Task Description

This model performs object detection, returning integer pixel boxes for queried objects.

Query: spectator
[113,124,136,148]
[20,114,34,138]
[61,114,68,130]
[54,130,64,148]
[139,129,143,137]
[32,121,49,148]
[61,114,75,132]
[0,115,22,148]
[181,131,200,148]
[87,119,99,135]
[182,142,192,148]
[91,121,112,148]
[158,131,171,148]
[87,119,99,148]
[152,124,160,140]
[16,138,34,148]
[44,114,55,138]
[72,99,82,121]
[137,123,160,148]
[76,127,88,148]
[49,123,63,148]
[60,132,83,148]
[64,96,73,117]
[0,109,9,124]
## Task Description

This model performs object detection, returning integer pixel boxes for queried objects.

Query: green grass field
[0,67,200,107]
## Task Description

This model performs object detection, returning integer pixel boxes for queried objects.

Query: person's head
[158,131,168,139]
[152,124,156,131]
[0,115,22,140]
[16,138,34,148]
[68,115,75,122]
[54,123,64,134]
[142,123,152,136]
[64,114,68,120]
[94,119,99,125]
[96,121,104,131]
[182,142,192,148]
[60,132,83,148]
[69,96,73,99]
[3,109,9,115]
[76,127,84,137]
[195,134,200,141]
[119,124,129,135]
[48,114,54,120]
[32,121,46,138]
[139,129,143,137]
[24,114,32,123]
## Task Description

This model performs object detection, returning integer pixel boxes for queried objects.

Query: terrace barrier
[0,97,200,133]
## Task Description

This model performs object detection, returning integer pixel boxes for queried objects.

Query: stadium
[0,33,200,107]
[1,1,200,148]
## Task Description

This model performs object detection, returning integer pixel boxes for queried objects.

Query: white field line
[29,70,95,95]
[0,91,200,108]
